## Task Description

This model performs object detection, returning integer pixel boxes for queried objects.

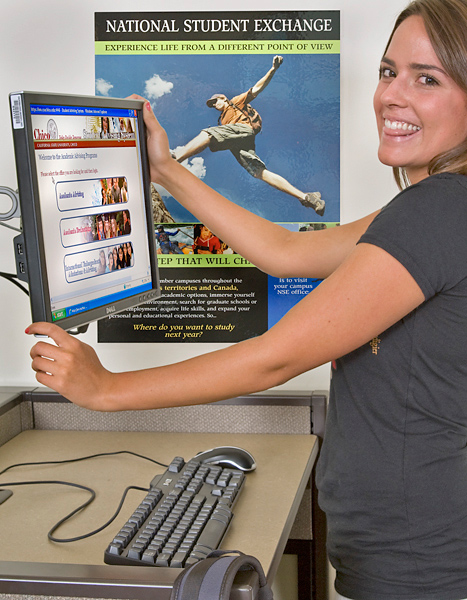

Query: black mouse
[195,446,256,472]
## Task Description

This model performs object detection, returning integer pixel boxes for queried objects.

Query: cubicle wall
[0,388,327,600]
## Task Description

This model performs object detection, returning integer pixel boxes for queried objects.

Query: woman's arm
[134,97,379,280]
[27,241,425,411]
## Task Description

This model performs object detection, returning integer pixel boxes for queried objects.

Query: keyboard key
[170,551,189,568]
[156,551,174,567]
[168,457,185,473]
[107,542,123,555]
[141,549,160,564]
[191,515,231,553]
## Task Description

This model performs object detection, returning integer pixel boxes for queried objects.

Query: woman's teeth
[385,119,421,132]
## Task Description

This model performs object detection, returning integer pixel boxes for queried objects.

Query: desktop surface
[0,429,317,598]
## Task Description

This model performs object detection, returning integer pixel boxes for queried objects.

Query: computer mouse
[195,446,256,472]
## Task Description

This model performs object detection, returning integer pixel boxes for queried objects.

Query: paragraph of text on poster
[98,267,268,343]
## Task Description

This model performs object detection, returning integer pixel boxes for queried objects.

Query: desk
[0,429,318,599]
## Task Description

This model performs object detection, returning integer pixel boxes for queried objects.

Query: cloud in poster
[95,78,114,96]
[184,156,206,180]
[154,156,206,199]
[144,74,174,102]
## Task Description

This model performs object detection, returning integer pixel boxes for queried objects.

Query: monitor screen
[9,91,160,332]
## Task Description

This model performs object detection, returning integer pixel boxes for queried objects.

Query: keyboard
[104,455,246,568]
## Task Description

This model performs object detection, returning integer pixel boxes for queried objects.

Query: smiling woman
[375,0,467,188]
[25,1,467,599]
[374,16,467,184]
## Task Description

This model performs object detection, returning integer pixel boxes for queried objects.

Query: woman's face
[373,15,467,184]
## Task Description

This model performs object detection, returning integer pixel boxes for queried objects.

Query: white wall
[0,0,407,392]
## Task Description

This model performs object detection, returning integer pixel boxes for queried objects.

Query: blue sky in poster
[95,52,339,223]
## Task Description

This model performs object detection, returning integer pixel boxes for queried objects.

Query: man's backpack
[234,102,262,134]
[221,101,263,135]
[170,550,273,600]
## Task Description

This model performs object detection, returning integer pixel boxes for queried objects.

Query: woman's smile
[383,118,421,133]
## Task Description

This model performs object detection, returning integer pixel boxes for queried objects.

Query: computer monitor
[9,91,160,332]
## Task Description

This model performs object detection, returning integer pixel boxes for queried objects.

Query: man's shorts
[202,123,266,177]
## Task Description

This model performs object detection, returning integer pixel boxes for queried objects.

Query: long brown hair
[384,0,467,188]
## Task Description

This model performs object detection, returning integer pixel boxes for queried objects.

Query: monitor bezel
[9,90,161,332]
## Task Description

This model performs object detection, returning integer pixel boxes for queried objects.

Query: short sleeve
[230,89,254,108]
[358,174,467,300]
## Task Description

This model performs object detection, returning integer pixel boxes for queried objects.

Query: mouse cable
[0,478,150,543]
[49,483,150,543]
[0,451,168,542]
[0,449,169,477]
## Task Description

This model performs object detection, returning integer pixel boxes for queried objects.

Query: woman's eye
[379,66,395,79]
[419,73,439,86]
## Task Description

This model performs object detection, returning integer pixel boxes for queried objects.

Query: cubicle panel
[0,393,33,446]
[31,402,312,435]
[18,389,326,437]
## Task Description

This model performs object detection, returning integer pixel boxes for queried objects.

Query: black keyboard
[104,456,246,568]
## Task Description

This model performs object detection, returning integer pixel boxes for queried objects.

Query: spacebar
[193,517,230,553]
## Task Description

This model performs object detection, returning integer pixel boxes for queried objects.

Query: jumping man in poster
[171,55,326,216]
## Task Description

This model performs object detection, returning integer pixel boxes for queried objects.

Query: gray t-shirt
[316,173,467,600]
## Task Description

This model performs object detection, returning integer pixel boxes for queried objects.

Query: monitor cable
[0,186,20,221]
[0,271,29,296]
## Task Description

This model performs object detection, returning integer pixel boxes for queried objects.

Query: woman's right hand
[26,322,114,411]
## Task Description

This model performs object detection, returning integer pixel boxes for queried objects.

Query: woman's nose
[379,76,409,107]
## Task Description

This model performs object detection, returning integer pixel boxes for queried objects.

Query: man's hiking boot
[301,192,325,216]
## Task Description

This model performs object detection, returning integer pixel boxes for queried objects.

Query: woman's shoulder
[384,173,467,217]
[401,172,467,196]
[361,173,467,297]
[365,172,467,248]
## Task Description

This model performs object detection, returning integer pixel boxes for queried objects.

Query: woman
[96,250,107,275]
[112,246,118,269]
[100,116,110,139]
[26,1,467,597]
[107,251,115,273]
[126,242,133,266]
[96,215,105,241]
[125,242,133,267]
[116,245,126,269]
[103,215,111,239]
[109,215,118,238]
[192,224,223,254]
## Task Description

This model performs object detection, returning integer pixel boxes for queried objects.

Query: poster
[95,11,340,343]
